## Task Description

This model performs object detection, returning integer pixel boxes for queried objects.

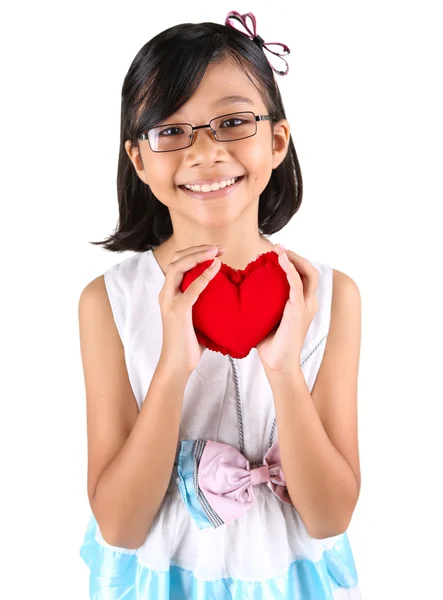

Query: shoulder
[78,274,106,308]
[78,252,154,342]
[77,274,126,376]
[327,268,361,368]
[78,275,110,331]
[332,268,360,292]
[331,268,361,319]
[80,273,105,294]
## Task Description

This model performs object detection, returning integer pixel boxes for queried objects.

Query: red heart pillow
[180,251,290,359]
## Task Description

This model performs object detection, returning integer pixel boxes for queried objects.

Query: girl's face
[125,60,290,231]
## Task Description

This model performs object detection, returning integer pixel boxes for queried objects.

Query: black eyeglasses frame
[137,111,275,153]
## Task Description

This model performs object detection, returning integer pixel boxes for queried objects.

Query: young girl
[78,10,362,599]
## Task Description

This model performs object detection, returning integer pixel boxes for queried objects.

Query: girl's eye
[158,126,184,137]
[220,118,244,128]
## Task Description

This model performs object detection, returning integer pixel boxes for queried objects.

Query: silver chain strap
[228,354,274,468]
[228,335,327,467]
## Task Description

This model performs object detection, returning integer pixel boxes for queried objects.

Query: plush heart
[179,251,290,359]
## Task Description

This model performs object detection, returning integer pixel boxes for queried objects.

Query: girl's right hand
[157,244,225,377]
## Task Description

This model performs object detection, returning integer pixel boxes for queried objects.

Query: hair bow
[177,438,292,529]
[225,10,290,76]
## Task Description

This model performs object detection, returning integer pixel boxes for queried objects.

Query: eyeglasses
[138,111,274,153]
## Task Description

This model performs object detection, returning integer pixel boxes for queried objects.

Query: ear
[271,119,290,169]
[125,140,148,184]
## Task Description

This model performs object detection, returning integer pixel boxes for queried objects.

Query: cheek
[144,158,177,195]
[241,134,274,171]
[245,144,274,185]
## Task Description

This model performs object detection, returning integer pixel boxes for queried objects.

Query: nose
[184,127,223,166]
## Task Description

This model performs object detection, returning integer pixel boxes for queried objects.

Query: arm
[78,275,189,549]
[264,269,361,539]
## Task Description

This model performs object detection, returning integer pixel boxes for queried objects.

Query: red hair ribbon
[225,10,290,76]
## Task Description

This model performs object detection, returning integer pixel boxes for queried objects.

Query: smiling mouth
[179,176,244,194]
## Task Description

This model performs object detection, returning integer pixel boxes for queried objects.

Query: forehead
[168,61,267,120]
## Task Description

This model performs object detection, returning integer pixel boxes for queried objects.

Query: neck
[155,234,276,273]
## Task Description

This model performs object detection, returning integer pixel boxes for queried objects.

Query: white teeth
[184,177,239,192]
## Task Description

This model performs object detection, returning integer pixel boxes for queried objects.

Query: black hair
[90,20,303,252]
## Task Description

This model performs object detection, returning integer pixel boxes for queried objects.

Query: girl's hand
[256,244,320,375]
[157,244,225,377]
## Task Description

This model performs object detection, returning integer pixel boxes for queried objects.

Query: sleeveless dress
[79,249,361,599]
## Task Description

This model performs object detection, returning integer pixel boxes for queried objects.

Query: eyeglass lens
[147,112,258,152]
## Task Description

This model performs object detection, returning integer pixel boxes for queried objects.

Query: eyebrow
[161,95,256,126]
[212,95,255,106]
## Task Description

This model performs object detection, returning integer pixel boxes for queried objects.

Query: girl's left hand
[256,244,320,374]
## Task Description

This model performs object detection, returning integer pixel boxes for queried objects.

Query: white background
[2,0,442,598]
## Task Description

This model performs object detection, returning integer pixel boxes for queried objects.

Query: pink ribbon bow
[225,10,290,76]
[198,439,292,525]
